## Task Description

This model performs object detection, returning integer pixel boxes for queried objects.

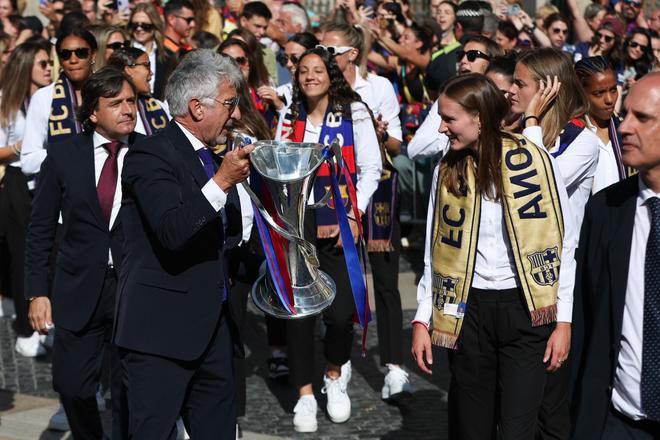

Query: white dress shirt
[522,125,599,228]
[275,101,382,213]
[612,175,658,420]
[414,154,578,326]
[406,99,450,160]
[93,131,128,264]
[0,107,26,170]
[353,67,403,143]
[174,122,228,213]
[585,116,622,194]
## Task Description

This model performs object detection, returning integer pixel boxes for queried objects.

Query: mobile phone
[117,0,129,13]
[506,4,521,15]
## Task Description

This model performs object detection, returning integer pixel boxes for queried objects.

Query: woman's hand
[256,86,284,110]
[411,322,433,374]
[544,322,571,372]
[525,75,561,124]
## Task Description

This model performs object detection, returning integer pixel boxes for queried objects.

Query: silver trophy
[241,140,337,319]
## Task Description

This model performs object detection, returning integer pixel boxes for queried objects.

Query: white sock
[299,394,316,402]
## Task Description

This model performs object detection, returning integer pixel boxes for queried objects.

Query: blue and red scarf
[47,73,81,145]
[138,96,169,135]
[365,167,398,252]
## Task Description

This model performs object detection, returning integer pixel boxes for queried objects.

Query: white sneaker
[176,417,190,440]
[340,360,352,386]
[381,364,412,400]
[48,405,70,431]
[15,332,46,357]
[322,375,351,423]
[293,395,318,433]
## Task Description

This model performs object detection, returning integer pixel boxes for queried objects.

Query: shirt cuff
[413,301,433,328]
[557,300,573,323]
[202,179,227,212]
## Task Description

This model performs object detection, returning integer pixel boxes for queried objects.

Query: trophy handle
[308,139,349,210]
[240,181,320,267]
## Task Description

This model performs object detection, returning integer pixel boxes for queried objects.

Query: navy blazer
[24,132,141,332]
[571,176,639,438]
[113,122,241,361]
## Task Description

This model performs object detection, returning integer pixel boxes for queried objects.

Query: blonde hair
[88,25,129,70]
[130,3,166,62]
[518,48,589,147]
[323,22,371,79]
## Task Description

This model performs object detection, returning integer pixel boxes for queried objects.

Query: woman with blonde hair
[412,73,577,440]
[88,25,130,69]
[129,2,174,100]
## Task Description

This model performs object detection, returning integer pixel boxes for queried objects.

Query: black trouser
[602,407,660,439]
[121,305,235,440]
[448,288,553,440]
[367,217,403,366]
[286,218,355,387]
[536,357,571,440]
[52,268,127,440]
[0,166,32,336]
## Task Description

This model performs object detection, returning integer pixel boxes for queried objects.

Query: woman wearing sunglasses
[275,46,381,433]
[89,25,130,70]
[621,29,654,88]
[573,16,624,70]
[129,3,173,101]
[21,28,97,177]
[542,13,574,54]
[575,56,632,194]
[0,39,53,358]
[411,73,577,440]
[107,47,170,135]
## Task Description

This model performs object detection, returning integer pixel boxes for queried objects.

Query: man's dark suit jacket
[571,175,640,438]
[113,122,241,361]
[24,132,141,332]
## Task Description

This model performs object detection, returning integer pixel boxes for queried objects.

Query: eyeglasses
[315,44,353,56]
[129,21,155,32]
[106,41,131,51]
[597,32,614,43]
[174,15,195,24]
[131,61,151,70]
[629,41,649,50]
[279,53,300,67]
[36,59,54,69]
[58,47,91,61]
[623,0,642,7]
[551,28,569,35]
[456,49,490,62]
[214,96,240,114]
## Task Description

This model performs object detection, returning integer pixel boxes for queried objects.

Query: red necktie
[97,141,122,225]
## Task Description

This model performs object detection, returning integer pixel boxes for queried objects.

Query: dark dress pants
[448,288,553,440]
[52,268,127,440]
[120,305,235,440]
[602,407,660,440]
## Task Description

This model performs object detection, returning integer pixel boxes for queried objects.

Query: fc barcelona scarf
[430,135,564,349]
[286,103,358,238]
[365,166,398,252]
[47,73,81,145]
[138,96,169,135]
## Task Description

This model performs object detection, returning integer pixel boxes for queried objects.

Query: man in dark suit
[25,67,140,439]
[113,49,253,439]
[572,72,660,439]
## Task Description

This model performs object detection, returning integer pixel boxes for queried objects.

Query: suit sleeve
[24,153,62,298]
[122,142,220,251]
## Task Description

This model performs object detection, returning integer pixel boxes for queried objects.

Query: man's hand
[28,297,53,335]
[213,144,254,192]
[411,322,433,374]
[544,322,571,372]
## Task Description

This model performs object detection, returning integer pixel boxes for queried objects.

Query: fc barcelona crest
[527,247,561,286]
[432,273,459,309]
[374,202,391,227]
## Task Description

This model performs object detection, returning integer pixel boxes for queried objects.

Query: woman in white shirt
[0,39,53,357]
[275,46,381,433]
[575,55,632,193]
[411,73,577,440]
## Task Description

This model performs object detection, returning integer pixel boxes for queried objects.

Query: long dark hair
[290,46,364,120]
[218,37,270,89]
[623,29,653,79]
[439,73,511,199]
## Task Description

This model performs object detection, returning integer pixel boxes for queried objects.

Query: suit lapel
[608,177,640,353]
[169,123,209,188]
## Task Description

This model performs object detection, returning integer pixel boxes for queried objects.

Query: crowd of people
[0,0,659,438]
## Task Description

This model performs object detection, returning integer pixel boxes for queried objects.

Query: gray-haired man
[113,49,253,439]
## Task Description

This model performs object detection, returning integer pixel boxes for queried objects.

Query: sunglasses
[53,8,65,14]
[36,59,54,69]
[129,21,155,32]
[629,41,649,50]
[597,32,614,43]
[279,53,300,67]
[230,56,248,66]
[457,49,490,62]
[315,44,353,56]
[623,0,642,7]
[131,61,151,69]
[58,47,91,61]
[106,41,131,51]
[214,96,240,114]
[174,15,195,24]
[551,28,569,35]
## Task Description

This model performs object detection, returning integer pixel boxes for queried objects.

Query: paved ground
[0,245,451,439]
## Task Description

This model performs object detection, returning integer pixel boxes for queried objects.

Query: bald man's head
[620,72,660,171]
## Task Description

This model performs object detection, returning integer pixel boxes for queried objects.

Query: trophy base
[251,271,336,319]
